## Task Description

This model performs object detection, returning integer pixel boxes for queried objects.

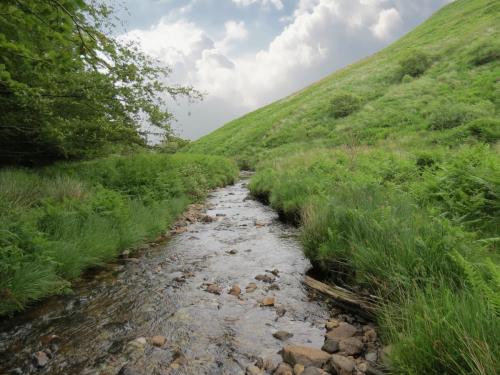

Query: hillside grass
[0,153,238,315]
[188,0,500,373]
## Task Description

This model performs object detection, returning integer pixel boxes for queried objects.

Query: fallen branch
[303,276,377,320]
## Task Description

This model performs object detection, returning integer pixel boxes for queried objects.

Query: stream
[0,176,333,374]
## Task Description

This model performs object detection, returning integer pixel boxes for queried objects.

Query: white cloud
[371,8,403,40]
[232,0,284,10]
[121,0,452,139]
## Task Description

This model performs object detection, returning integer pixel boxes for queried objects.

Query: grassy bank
[188,0,500,373]
[0,153,238,315]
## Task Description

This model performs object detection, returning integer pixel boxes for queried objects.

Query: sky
[111,0,452,140]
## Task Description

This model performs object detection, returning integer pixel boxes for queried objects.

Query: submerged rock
[273,331,293,341]
[261,296,275,306]
[151,335,166,347]
[229,284,241,297]
[33,351,49,368]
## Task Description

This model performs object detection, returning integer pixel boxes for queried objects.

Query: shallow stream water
[0,177,331,374]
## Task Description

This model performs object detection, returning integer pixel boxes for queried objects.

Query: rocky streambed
[0,176,383,375]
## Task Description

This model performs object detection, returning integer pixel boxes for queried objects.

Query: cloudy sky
[112,0,452,139]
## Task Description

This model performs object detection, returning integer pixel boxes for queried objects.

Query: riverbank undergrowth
[0,153,238,315]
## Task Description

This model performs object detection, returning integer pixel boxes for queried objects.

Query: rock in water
[260,296,275,306]
[246,364,263,375]
[281,345,330,367]
[151,335,166,347]
[205,284,222,295]
[33,351,50,367]
[273,331,293,341]
[245,282,258,293]
[229,284,241,297]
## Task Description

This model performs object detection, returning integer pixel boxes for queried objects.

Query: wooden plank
[303,276,377,319]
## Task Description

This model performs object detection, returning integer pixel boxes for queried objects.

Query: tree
[0,0,199,165]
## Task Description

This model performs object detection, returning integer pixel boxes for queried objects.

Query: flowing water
[0,177,331,374]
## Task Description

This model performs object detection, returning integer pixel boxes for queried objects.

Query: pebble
[321,338,339,354]
[273,331,293,341]
[33,351,49,367]
[245,282,258,293]
[151,335,166,347]
[281,345,330,367]
[229,284,241,297]
[260,296,275,306]
[339,337,364,356]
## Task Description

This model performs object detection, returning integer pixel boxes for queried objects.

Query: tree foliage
[0,0,198,165]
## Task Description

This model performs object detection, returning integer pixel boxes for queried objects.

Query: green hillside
[189,0,500,374]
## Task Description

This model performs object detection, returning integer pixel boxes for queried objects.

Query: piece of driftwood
[303,276,377,319]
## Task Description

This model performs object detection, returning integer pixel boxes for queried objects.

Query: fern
[450,250,500,314]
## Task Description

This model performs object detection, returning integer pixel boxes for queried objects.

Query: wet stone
[205,284,222,295]
[246,364,264,375]
[245,282,258,293]
[324,354,355,375]
[229,284,241,297]
[151,335,166,347]
[32,351,49,368]
[261,296,275,306]
[255,274,276,283]
[326,320,340,331]
[274,363,294,375]
[273,331,293,341]
[302,367,329,375]
[365,351,377,362]
[294,363,305,375]
[276,305,287,317]
[326,322,357,341]
[281,345,330,368]
[339,337,364,356]
[322,338,339,354]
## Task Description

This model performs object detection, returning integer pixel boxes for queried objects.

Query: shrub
[330,93,362,118]
[399,51,432,78]
[469,40,500,66]
[428,103,484,130]
[466,117,500,143]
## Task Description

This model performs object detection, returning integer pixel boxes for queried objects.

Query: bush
[469,40,500,66]
[466,117,500,143]
[399,51,432,78]
[330,93,362,118]
[428,103,484,130]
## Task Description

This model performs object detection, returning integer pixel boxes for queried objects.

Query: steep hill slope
[190,0,499,165]
[189,0,500,374]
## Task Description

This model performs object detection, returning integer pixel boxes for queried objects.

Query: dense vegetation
[0,1,239,315]
[0,153,238,315]
[0,0,197,165]
[189,0,500,374]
